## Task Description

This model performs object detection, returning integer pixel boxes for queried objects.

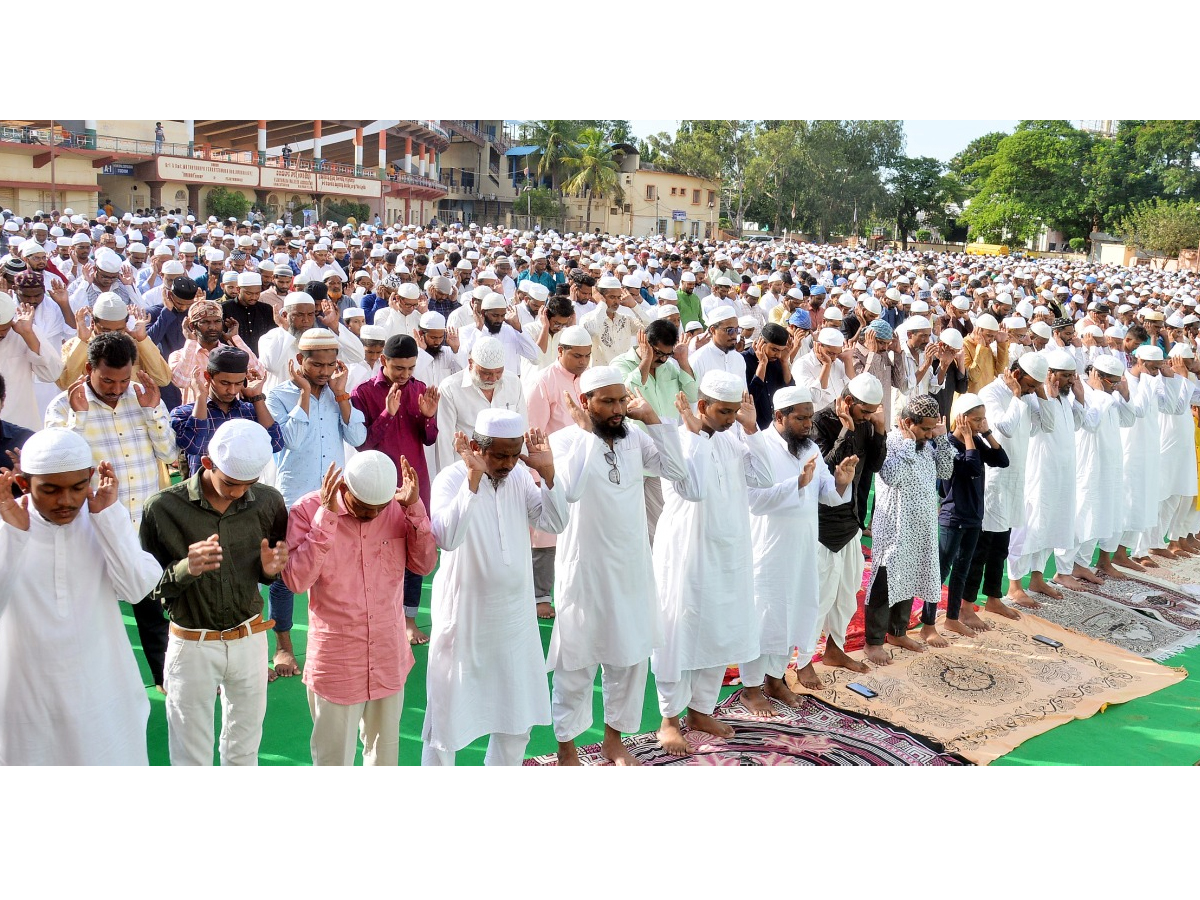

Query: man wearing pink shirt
[282,451,437,766]
[524,325,593,619]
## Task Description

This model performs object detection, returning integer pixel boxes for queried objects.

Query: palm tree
[524,120,582,193]
[561,128,625,233]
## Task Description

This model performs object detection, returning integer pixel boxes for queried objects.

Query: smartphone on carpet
[847,682,878,698]
[1032,635,1063,648]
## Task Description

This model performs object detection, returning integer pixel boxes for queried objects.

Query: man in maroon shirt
[350,334,440,644]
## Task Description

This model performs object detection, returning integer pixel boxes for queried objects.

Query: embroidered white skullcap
[397,283,421,301]
[470,336,506,368]
[558,325,592,348]
[475,408,525,439]
[1045,348,1077,371]
[419,311,446,330]
[237,272,261,287]
[283,291,315,309]
[704,304,737,326]
[816,327,845,347]
[343,451,398,506]
[848,373,884,405]
[92,292,129,322]
[773,385,812,410]
[0,292,16,326]
[974,313,1000,331]
[19,428,94,475]
[207,419,273,480]
[1030,321,1053,340]
[481,292,508,310]
[1169,343,1195,359]
[1093,355,1126,376]
[341,306,365,321]
[950,392,984,420]
[655,304,679,320]
[359,324,388,342]
[296,328,340,350]
[579,365,625,394]
[939,328,964,350]
[1018,352,1049,382]
[596,274,622,290]
[699,370,744,403]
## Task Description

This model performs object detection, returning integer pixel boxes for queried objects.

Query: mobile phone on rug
[1032,635,1063,648]
[847,682,878,698]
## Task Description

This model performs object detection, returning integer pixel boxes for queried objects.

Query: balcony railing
[445,120,510,154]
[387,171,444,191]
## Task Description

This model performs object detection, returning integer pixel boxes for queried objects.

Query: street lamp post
[708,200,714,239]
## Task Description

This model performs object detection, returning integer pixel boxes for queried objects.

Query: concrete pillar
[84,119,97,150]
[404,136,413,176]
[185,119,195,156]
[257,120,267,166]
[354,127,363,170]
[404,192,411,225]
[147,180,165,211]
[419,143,427,178]
[313,120,323,164]
[378,130,387,171]
[187,184,201,216]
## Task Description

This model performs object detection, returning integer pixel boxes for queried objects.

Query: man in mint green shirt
[675,272,703,328]
[611,319,697,543]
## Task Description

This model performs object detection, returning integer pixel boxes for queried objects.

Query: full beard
[288,324,308,340]
[592,418,629,442]
[784,432,812,457]
[914,439,928,452]
[485,320,503,335]
[471,373,498,391]
[425,344,442,356]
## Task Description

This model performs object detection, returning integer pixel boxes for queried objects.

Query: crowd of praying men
[2,204,1199,765]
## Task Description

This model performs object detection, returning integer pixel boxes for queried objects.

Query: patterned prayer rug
[1024,584,1200,662]
[785,612,1187,765]
[1092,573,1200,633]
[522,693,969,766]
[1126,554,1200,598]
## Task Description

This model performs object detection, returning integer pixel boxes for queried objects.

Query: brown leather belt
[170,615,275,642]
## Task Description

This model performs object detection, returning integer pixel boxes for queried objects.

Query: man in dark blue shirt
[742,323,795,430]
[146,276,199,411]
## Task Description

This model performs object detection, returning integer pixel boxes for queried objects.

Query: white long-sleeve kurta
[1122,372,1189,532]
[0,325,64,431]
[546,423,689,671]
[650,426,774,684]
[433,370,526,476]
[422,461,568,753]
[255,325,366,394]
[979,377,1048,533]
[0,503,161,765]
[749,427,850,656]
[1158,375,1200,500]
[1071,385,1136,547]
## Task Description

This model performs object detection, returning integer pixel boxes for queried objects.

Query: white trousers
[1007,548,1051,581]
[815,536,864,652]
[1056,532,1122,574]
[420,731,531,766]
[307,686,404,766]
[739,653,789,688]
[656,664,726,719]
[1131,525,1167,557]
[1160,495,1197,542]
[164,630,268,766]
[551,659,648,741]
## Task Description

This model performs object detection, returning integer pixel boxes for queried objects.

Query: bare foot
[764,674,804,707]
[556,741,582,766]
[945,618,978,637]
[1072,565,1104,585]
[155,684,167,696]
[1150,547,1178,560]
[657,717,691,756]
[1052,574,1086,592]
[1096,561,1126,579]
[738,685,777,718]
[793,661,824,690]
[1168,541,1194,558]
[267,668,279,683]
[886,633,927,653]
[822,641,870,673]
[864,644,892,666]
[985,596,1021,619]
[536,601,556,619]
[1028,573,1064,599]
[1136,556,1161,568]
[960,606,994,632]
[685,709,735,739]
[406,616,430,645]
[1184,536,1200,553]
[601,728,641,766]
[920,624,949,647]
[273,649,300,677]
[1111,550,1146,572]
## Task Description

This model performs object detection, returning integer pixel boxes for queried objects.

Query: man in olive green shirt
[140,419,288,766]
[675,272,703,329]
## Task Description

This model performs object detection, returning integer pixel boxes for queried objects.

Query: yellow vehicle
[964,243,1011,256]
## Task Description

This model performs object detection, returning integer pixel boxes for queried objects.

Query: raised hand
[836,396,856,433]
[675,390,701,434]
[454,430,489,473]
[693,329,712,349]
[395,457,420,507]
[625,387,661,425]
[288,358,311,394]
[0,470,30,531]
[320,299,339,331]
[223,317,240,340]
[11,303,37,338]
[329,359,349,394]
[412,327,427,351]
[930,420,948,439]
[129,307,150,342]
[87,460,118,513]
[1002,368,1022,396]
[519,428,555,480]
[260,538,289,577]
[319,461,343,512]
[563,390,592,431]
[135,370,161,409]
[418,384,439,418]
[735,391,758,433]
[446,327,460,354]
[68,375,90,413]
[187,533,223,576]
[242,374,265,400]
[49,280,70,309]
[834,453,859,490]
[385,381,403,416]
[191,369,210,405]
[798,455,817,490]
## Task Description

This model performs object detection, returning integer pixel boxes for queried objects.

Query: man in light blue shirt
[264,327,366,680]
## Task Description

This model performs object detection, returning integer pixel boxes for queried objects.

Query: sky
[629,120,1021,164]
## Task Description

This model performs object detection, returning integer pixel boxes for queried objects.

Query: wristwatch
[242,394,265,403]
[334,392,351,404]
[979,429,992,438]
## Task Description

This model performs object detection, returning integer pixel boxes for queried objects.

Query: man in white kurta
[0,293,63,431]
[651,370,774,756]
[422,410,568,766]
[742,385,853,715]
[1155,346,1200,556]
[1009,349,1100,602]
[0,429,161,765]
[433,337,526,475]
[1053,355,1137,583]
[546,366,690,766]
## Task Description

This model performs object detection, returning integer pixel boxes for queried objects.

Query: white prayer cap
[207,419,273,481]
[579,365,625,394]
[222,271,239,284]
[699,370,745,403]
[206,248,225,262]
[950,392,984,420]
[524,282,551,302]
[952,297,971,311]
[0,291,17,326]
[1167,313,1187,328]
[1045,348,1077,372]
[862,297,883,316]
[558,325,592,348]
[773,385,812,410]
[128,243,147,254]
[939,328,964,350]
[902,315,931,332]
[397,283,421,301]
[885,288,903,304]
[1079,323,1104,338]
[95,250,122,274]
[342,306,365,321]
[419,311,446,330]
[1093,355,1126,377]
[995,292,1013,306]
[18,238,44,256]
[655,304,680,321]
[1003,316,1027,329]
[471,336,506,369]
[481,292,508,311]
[1105,325,1127,339]
[597,274,622,290]
[1018,352,1049,383]
[283,291,315,309]
[19,428,94,475]
[237,272,261,287]
[1184,314,1200,326]
[715,276,735,288]
[1170,343,1195,359]
[1030,321,1053,340]
[297,328,340,350]
[475,408,525,439]
[359,325,388,342]
[848,373,884,405]
[656,287,677,303]
[163,260,185,276]
[838,295,856,310]
[621,274,642,290]
[974,313,1000,332]
[343,451,398,506]
[704,304,737,326]
[92,292,129,322]
[684,321,704,333]
[817,327,845,347]
[910,300,931,314]
[1116,304,1134,314]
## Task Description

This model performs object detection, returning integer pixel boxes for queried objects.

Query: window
[708,190,716,205]
[645,184,656,200]
[656,218,668,235]
[670,187,677,196]
[690,221,700,238]
[692,189,700,204]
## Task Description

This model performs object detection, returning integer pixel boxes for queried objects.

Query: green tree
[560,128,624,232]
[947,131,1007,194]
[1119,198,1200,257]
[513,186,563,220]
[524,120,583,193]
[887,156,952,249]
[321,199,370,224]
[205,186,250,221]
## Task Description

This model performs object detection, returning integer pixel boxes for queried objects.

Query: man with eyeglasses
[687,305,747,403]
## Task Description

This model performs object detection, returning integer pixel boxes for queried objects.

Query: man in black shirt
[221,272,275,356]
[742,323,794,430]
